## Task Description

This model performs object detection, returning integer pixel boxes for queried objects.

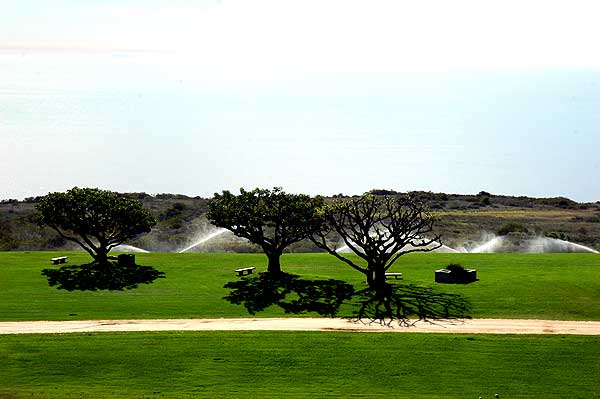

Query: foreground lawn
[1,331,598,398]
[0,252,599,321]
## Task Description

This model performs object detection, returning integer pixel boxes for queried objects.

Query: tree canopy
[311,194,441,289]
[207,187,323,274]
[37,187,156,265]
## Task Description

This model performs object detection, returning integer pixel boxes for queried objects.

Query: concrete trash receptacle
[435,268,477,284]
[118,254,136,267]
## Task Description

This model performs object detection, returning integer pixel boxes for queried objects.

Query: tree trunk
[367,264,387,291]
[266,251,283,275]
[366,270,375,287]
[374,267,386,289]
[94,247,111,267]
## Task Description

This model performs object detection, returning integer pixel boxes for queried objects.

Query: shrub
[545,232,570,241]
[369,189,398,196]
[437,193,449,201]
[496,222,528,236]
[439,263,476,284]
[536,197,577,209]
[445,263,466,273]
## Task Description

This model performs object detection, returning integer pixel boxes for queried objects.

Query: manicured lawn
[0,331,598,398]
[0,251,599,321]
[1,252,599,398]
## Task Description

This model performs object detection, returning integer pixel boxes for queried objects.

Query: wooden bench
[51,256,68,265]
[235,267,256,276]
[385,272,403,280]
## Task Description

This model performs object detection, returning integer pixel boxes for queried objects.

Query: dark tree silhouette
[223,272,355,317]
[41,262,165,291]
[311,194,441,290]
[223,274,468,325]
[352,283,469,326]
[37,187,156,266]
[207,187,323,274]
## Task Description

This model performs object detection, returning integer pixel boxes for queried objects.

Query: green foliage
[545,231,571,241]
[159,202,187,221]
[0,198,19,204]
[368,188,398,195]
[536,196,577,208]
[207,187,323,273]
[166,216,184,229]
[36,187,156,263]
[496,222,528,236]
[445,263,466,273]
[442,263,474,283]
[120,192,153,200]
[437,192,449,201]
[0,228,18,250]
[155,193,193,200]
[4,191,600,252]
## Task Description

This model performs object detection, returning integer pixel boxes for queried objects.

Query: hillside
[1,191,599,252]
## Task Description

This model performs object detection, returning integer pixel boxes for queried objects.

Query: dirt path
[1,318,599,335]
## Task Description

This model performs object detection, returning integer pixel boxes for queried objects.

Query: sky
[1,0,600,201]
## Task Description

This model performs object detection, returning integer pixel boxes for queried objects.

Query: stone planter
[118,254,136,267]
[435,268,477,284]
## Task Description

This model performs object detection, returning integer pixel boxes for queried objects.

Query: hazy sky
[2,0,600,201]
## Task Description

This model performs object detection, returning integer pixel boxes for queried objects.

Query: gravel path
[1,318,599,335]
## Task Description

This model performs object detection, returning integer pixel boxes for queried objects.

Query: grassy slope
[1,331,599,398]
[1,251,599,321]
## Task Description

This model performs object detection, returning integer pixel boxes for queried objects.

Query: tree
[207,187,323,274]
[37,187,156,266]
[311,194,441,290]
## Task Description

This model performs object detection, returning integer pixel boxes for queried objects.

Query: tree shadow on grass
[352,283,470,326]
[225,274,469,325]
[41,262,165,291]
[223,272,355,317]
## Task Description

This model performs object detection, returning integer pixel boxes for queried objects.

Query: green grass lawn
[2,252,599,399]
[0,251,599,321]
[1,331,598,398]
